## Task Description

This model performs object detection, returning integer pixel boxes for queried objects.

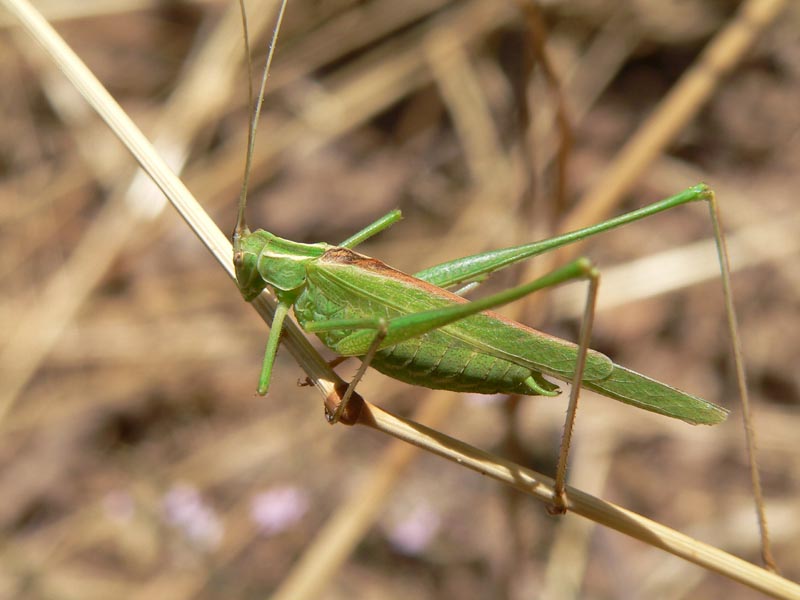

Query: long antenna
[234,0,289,246]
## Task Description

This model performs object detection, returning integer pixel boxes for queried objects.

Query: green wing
[583,365,728,425]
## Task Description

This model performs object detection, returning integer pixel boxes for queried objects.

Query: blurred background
[1,0,799,598]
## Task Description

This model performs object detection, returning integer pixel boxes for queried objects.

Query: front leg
[256,301,291,395]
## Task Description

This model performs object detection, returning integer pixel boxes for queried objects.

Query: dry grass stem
[0,0,345,407]
[2,0,797,598]
[357,401,799,598]
[0,0,284,422]
[561,0,788,236]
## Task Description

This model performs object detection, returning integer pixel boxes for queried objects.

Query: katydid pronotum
[231,0,772,557]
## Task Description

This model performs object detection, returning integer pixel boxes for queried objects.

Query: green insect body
[233,188,729,426]
[292,246,604,396]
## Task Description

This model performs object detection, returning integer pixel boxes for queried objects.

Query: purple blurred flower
[386,504,441,555]
[162,483,223,550]
[250,485,310,537]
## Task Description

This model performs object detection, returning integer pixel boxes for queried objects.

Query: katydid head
[233,229,266,301]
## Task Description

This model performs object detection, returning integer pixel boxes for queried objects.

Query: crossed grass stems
[4,0,798,597]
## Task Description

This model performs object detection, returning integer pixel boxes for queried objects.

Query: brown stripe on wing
[320,247,579,353]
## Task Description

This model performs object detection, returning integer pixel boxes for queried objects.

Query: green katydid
[227,0,780,562]
[230,0,739,514]
[233,184,729,430]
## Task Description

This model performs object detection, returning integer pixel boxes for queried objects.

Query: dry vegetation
[1,0,799,598]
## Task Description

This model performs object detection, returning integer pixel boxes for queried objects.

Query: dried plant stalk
[2,0,797,598]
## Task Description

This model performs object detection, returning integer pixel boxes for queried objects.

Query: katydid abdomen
[296,286,554,397]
